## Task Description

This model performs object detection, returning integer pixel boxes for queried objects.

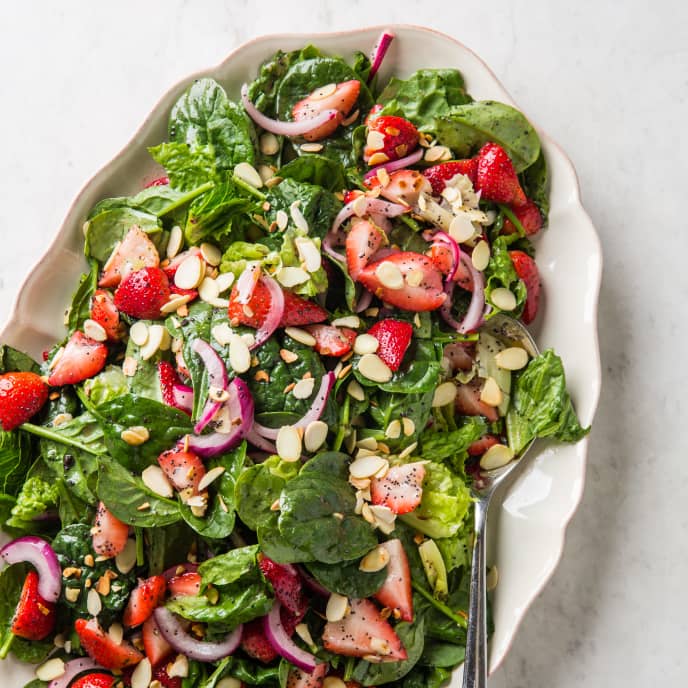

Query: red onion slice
[235,263,262,305]
[363,148,424,181]
[0,536,61,602]
[264,601,319,672]
[187,377,254,458]
[330,197,408,237]
[355,288,374,313]
[172,384,193,414]
[440,253,486,334]
[431,230,461,283]
[48,657,103,688]
[245,427,278,454]
[192,339,230,434]
[253,372,334,441]
[241,84,340,138]
[368,29,395,83]
[154,607,242,662]
[322,233,346,263]
[252,275,285,350]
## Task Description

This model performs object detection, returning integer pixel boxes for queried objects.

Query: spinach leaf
[257,513,312,564]
[235,455,298,530]
[145,522,199,575]
[0,430,33,497]
[506,349,589,454]
[169,78,256,171]
[97,394,192,471]
[122,328,164,402]
[84,207,162,262]
[5,477,58,531]
[179,442,246,539]
[67,260,98,333]
[83,365,129,406]
[419,640,465,667]
[207,656,282,687]
[278,155,348,192]
[351,616,425,685]
[368,390,434,447]
[0,345,40,374]
[435,101,541,172]
[378,69,471,132]
[419,417,487,466]
[198,545,261,588]
[277,227,328,297]
[306,558,387,598]
[149,142,218,191]
[521,149,550,220]
[97,454,181,526]
[484,237,527,317]
[401,665,452,688]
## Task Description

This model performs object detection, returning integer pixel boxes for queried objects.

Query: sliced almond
[480,377,503,407]
[350,455,388,480]
[215,272,235,294]
[370,637,392,655]
[131,657,152,688]
[449,213,476,243]
[471,240,491,271]
[108,622,124,645]
[116,538,137,574]
[359,545,390,573]
[346,379,366,402]
[121,426,150,446]
[354,334,379,355]
[276,209,289,230]
[368,152,389,166]
[198,277,220,303]
[300,142,324,153]
[175,255,204,290]
[292,377,316,400]
[140,324,165,360]
[304,420,328,453]
[260,132,280,156]
[424,145,452,162]
[402,417,415,436]
[197,466,226,492]
[234,162,263,189]
[377,167,390,187]
[331,315,360,328]
[129,321,149,347]
[480,443,514,470]
[87,588,102,616]
[491,287,517,311]
[356,436,377,451]
[352,194,368,217]
[167,654,190,678]
[35,658,66,682]
[375,261,404,290]
[228,334,251,374]
[385,419,401,439]
[277,266,310,288]
[398,442,418,460]
[65,587,81,602]
[161,293,193,315]
[405,269,424,288]
[432,381,457,407]
[142,465,173,498]
[311,82,337,99]
[290,201,309,232]
[166,225,184,259]
[200,243,222,267]
[294,237,322,273]
[494,346,529,371]
[358,353,392,383]
[366,130,386,152]
[276,426,302,462]
[295,623,315,648]
[83,318,107,342]
[211,322,234,346]
[325,593,349,622]
[285,327,316,347]
[369,504,396,524]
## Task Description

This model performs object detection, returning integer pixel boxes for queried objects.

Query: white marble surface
[0,1,686,686]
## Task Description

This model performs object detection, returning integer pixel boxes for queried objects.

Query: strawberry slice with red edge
[292,80,361,142]
[123,575,166,627]
[157,449,206,495]
[259,556,307,618]
[357,253,446,312]
[322,598,407,661]
[454,380,499,422]
[467,434,501,457]
[509,250,541,324]
[475,143,527,206]
[423,159,478,195]
[144,176,169,188]
[374,539,413,622]
[90,289,123,341]
[364,115,419,164]
[114,267,171,320]
[143,615,174,667]
[367,319,413,371]
[0,372,48,431]
[502,199,543,237]
[365,169,431,207]
[92,501,130,559]
[99,225,160,288]
[305,325,356,357]
[345,219,387,281]
[241,617,279,663]
[48,331,108,387]
[157,361,186,412]
[75,617,143,671]
[370,462,426,515]
[71,673,116,688]
[167,571,201,598]
[10,570,56,640]
[152,662,182,688]
[286,662,328,688]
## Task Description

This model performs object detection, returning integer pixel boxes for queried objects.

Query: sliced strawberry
[10,570,55,640]
[0,372,48,431]
[292,80,361,142]
[508,250,541,325]
[322,598,407,661]
[370,462,426,515]
[99,226,160,288]
[364,115,419,164]
[374,539,413,621]
[467,434,501,457]
[158,361,181,408]
[287,662,328,688]
[144,176,169,188]
[71,674,116,688]
[123,575,166,627]
[423,159,478,195]
[364,104,383,127]
[175,350,191,380]
[92,501,130,559]
[475,143,526,206]
[167,571,201,598]
[48,331,108,387]
[367,320,413,371]
[259,557,307,618]
[157,450,206,495]
[343,189,364,205]
[443,342,475,372]
[90,289,123,341]
[143,616,173,666]
[152,662,182,688]
[454,380,499,422]
[345,219,387,281]
[365,169,431,207]
[357,253,446,312]
[305,324,355,357]
[502,199,543,237]
[241,617,278,663]
[114,267,171,320]
[228,281,328,329]
[75,618,143,671]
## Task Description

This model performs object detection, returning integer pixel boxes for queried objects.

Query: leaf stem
[332,396,350,452]
[135,527,145,567]
[232,175,267,200]
[412,580,467,628]
[20,422,99,455]
[0,632,14,659]
[158,181,215,217]
[399,214,421,233]
[498,204,526,238]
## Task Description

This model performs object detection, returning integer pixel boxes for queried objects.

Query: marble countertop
[1,1,686,685]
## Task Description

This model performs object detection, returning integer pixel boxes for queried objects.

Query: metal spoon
[461,314,539,688]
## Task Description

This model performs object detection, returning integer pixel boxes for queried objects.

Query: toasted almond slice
[214,272,235,294]
[359,545,391,572]
[198,466,226,492]
[121,426,150,446]
[166,225,184,259]
[350,455,388,479]
[116,539,137,574]
[161,293,193,315]
[175,254,205,290]
[87,588,102,616]
[300,142,324,153]
[471,240,491,271]
[260,132,280,156]
[107,622,124,645]
[347,379,366,402]
[358,353,392,383]
[228,334,251,374]
[131,657,152,688]
[276,426,302,462]
[168,654,190,679]
[432,381,457,407]
[83,319,107,342]
[449,213,476,243]
[491,287,517,311]
[200,243,222,267]
[369,504,396,524]
[494,346,529,371]
[292,377,316,399]
[304,420,328,453]
[276,209,289,230]
[277,266,310,288]
[354,334,379,355]
[366,130,386,151]
[290,201,309,232]
[142,465,173,498]
[356,436,377,450]
[294,237,322,273]
[398,441,418,460]
[140,324,165,360]
[129,321,149,347]
[480,376,503,407]
[375,261,404,290]
[198,277,220,303]
[325,593,349,622]
[402,417,415,436]
[35,658,65,682]
[285,327,316,347]
[234,162,263,189]
[331,315,360,328]
[385,420,401,439]
[424,145,452,162]
[480,443,514,471]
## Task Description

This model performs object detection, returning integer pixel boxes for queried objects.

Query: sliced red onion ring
[264,601,318,672]
[253,372,334,441]
[368,29,395,83]
[192,339,229,434]
[245,427,278,454]
[48,657,103,688]
[154,607,242,662]
[0,536,61,602]
[330,197,408,237]
[363,148,423,181]
[369,211,392,234]
[162,562,198,582]
[355,288,374,313]
[252,274,285,350]
[241,84,340,138]
[322,233,346,263]
[296,565,329,597]
[431,230,461,283]
[235,263,262,305]
[173,384,193,414]
[440,253,486,334]
[187,377,254,458]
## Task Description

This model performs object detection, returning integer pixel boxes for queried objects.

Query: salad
[0,29,588,688]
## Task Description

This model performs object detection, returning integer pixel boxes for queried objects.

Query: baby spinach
[67,260,98,333]
[419,417,487,465]
[368,390,434,447]
[145,522,199,575]
[278,155,348,192]
[149,142,218,191]
[521,149,550,220]
[506,349,589,454]
[198,545,261,588]
[97,454,181,527]
[484,236,527,317]
[0,429,33,497]
[306,558,387,598]
[82,365,128,406]
[84,207,161,262]
[122,330,164,402]
[5,477,58,532]
[401,665,452,688]
[435,101,541,172]
[0,345,40,374]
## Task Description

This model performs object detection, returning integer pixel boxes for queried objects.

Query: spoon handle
[462,497,489,688]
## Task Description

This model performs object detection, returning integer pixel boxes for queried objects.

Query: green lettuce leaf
[5,477,58,530]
